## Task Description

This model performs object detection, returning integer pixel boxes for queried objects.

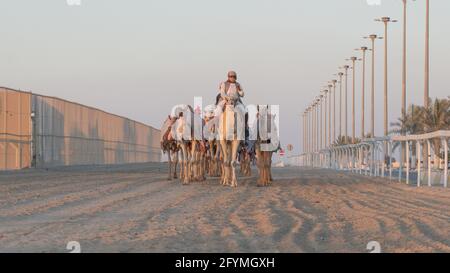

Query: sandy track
[0,163,449,253]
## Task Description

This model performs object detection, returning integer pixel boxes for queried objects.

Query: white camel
[172,104,206,184]
[217,95,245,187]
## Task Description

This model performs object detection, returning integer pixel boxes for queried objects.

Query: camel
[160,115,180,180]
[254,105,280,186]
[172,105,206,184]
[239,145,253,177]
[238,113,254,177]
[218,96,245,187]
[204,106,221,177]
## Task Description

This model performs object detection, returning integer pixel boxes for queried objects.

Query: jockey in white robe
[214,71,246,118]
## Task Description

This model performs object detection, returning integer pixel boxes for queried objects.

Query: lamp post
[319,94,324,150]
[337,72,344,140]
[312,101,315,152]
[312,101,316,152]
[375,17,397,138]
[322,90,329,148]
[401,0,415,120]
[302,111,305,154]
[364,34,383,138]
[304,111,308,154]
[308,105,313,153]
[343,65,350,142]
[424,0,430,109]
[355,46,369,139]
[306,107,310,154]
[316,97,321,151]
[328,84,333,147]
[342,63,358,143]
[332,80,337,143]
[312,99,317,152]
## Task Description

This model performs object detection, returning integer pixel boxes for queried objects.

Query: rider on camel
[214,70,246,117]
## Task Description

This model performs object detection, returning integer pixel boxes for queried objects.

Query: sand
[0,163,449,253]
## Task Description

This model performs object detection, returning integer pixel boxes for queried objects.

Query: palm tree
[390,104,425,157]
[332,135,359,147]
[423,98,450,132]
[391,104,425,136]
[422,98,450,166]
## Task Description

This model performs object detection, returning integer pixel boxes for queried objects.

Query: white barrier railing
[288,130,449,188]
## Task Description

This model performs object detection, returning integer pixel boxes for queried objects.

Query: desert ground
[0,163,449,253]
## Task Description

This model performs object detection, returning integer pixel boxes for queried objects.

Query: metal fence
[0,87,161,170]
[287,130,450,188]
[0,88,32,170]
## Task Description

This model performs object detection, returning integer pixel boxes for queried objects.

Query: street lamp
[342,65,356,144]
[399,0,415,167]
[331,79,338,143]
[364,34,383,138]
[312,98,318,152]
[308,106,312,153]
[303,111,307,154]
[319,94,324,150]
[424,0,430,108]
[311,102,314,152]
[401,0,415,119]
[328,84,333,147]
[342,65,350,142]
[336,72,344,139]
[316,96,322,151]
[312,101,317,152]
[355,46,369,139]
[322,89,329,148]
[375,16,397,138]
[346,57,361,143]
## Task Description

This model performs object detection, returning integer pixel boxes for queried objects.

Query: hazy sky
[1,0,449,155]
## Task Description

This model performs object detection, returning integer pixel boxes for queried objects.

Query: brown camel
[160,116,180,180]
[255,105,279,186]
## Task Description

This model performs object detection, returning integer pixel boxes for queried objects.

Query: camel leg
[185,144,192,182]
[189,142,195,181]
[198,146,203,181]
[268,152,273,183]
[207,141,213,176]
[181,143,189,185]
[230,140,240,187]
[226,143,233,186]
[214,142,220,177]
[255,145,264,186]
[246,155,250,176]
[167,150,172,180]
[219,140,229,186]
[173,150,178,179]
[240,154,244,175]
[179,148,184,181]
[260,154,267,186]
[198,151,203,181]
[263,152,270,186]
[193,149,198,181]
[201,152,207,181]
[244,153,251,176]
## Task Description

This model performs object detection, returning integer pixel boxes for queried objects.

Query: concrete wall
[0,87,160,170]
